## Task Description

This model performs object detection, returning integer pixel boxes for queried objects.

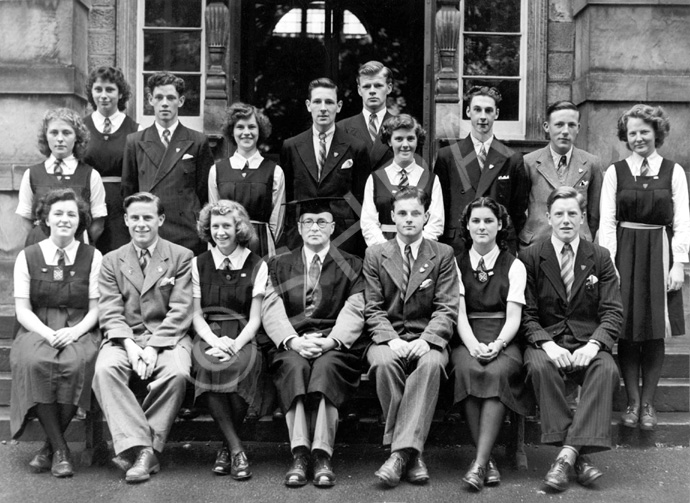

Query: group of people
[9,60,688,495]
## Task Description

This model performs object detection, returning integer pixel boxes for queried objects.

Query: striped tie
[557,155,568,181]
[640,158,650,177]
[368,113,378,142]
[561,243,574,301]
[401,245,412,301]
[318,133,327,181]
[139,249,150,274]
[54,248,66,281]
[103,117,112,135]
[305,255,321,317]
[53,159,63,179]
[477,144,487,171]
[162,128,171,148]
[398,168,409,189]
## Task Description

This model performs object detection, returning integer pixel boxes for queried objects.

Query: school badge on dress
[53,267,64,281]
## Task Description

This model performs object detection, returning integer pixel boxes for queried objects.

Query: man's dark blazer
[519,238,623,351]
[280,125,371,255]
[434,135,528,255]
[121,123,214,254]
[337,111,394,170]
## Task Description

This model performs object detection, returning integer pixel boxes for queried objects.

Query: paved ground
[1,441,688,503]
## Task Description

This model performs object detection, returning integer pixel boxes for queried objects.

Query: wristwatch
[588,339,602,349]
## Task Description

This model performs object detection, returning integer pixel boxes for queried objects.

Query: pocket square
[160,276,176,287]
[341,159,354,169]
[498,175,509,180]
[585,274,598,290]
[419,279,433,290]
[182,153,194,160]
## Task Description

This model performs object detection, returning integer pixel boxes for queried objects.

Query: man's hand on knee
[572,342,599,370]
[541,341,574,371]
[140,346,159,380]
[406,339,430,360]
[388,338,410,360]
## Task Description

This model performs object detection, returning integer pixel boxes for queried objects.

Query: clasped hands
[48,327,82,350]
[542,340,599,372]
[205,335,244,362]
[388,337,430,360]
[288,333,337,359]
[468,341,502,364]
[124,340,159,380]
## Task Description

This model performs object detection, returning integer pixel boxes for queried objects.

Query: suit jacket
[337,111,394,170]
[519,238,622,350]
[363,238,459,349]
[121,123,214,254]
[261,246,366,350]
[520,146,603,246]
[98,238,194,350]
[435,136,528,255]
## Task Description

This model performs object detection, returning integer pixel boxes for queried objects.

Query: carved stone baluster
[204,1,230,153]
[435,0,461,104]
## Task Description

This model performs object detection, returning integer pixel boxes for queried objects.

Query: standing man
[338,61,394,170]
[280,78,371,256]
[364,187,459,487]
[261,198,366,488]
[519,187,622,493]
[520,101,604,248]
[122,71,214,255]
[435,86,528,255]
[93,192,194,483]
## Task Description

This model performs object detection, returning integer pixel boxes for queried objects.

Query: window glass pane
[144,31,201,72]
[462,79,519,121]
[145,0,202,27]
[143,73,201,116]
[464,0,520,33]
[464,35,520,76]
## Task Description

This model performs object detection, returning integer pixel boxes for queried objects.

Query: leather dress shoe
[484,458,501,486]
[640,403,658,430]
[111,453,133,472]
[620,404,640,428]
[284,452,309,487]
[51,449,74,478]
[462,460,486,491]
[29,442,52,473]
[575,455,603,486]
[272,408,285,421]
[543,456,573,492]
[312,451,335,487]
[125,448,160,483]
[406,453,429,484]
[375,451,408,487]
[231,451,251,480]
[212,447,231,475]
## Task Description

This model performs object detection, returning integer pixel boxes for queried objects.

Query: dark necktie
[398,168,409,189]
[557,155,568,180]
[401,245,412,301]
[368,113,378,142]
[242,161,249,178]
[318,133,327,181]
[640,158,650,177]
[305,255,321,317]
[476,257,489,283]
[103,117,112,136]
[139,249,150,274]
[162,129,171,148]
[53,159,63,179]
[477,144,487,171]
[561,243,574,301]
[54,248,66,281]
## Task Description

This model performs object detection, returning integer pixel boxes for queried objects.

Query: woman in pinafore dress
[599,104,689,430]
[208,102,285,260]
[191,200,267,479]
[451,197,531,491]
[11,188,102,477]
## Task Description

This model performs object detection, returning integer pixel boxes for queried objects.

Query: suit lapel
[151,125,194,190]
[139,126,166,173]
[570,240,595,301]
[565,148,589,188]
[141,241,169,295]
[348,113,373,148]
[120,244,144,293]
[320,129,350,181]
[539,241,567,302]
[405,239,436,302]
[295,133,319,182]
[460,137,482,190]
[381,241,406,296]
[475,140,509,197]
[536,148,561,189]
[369,112,393,166]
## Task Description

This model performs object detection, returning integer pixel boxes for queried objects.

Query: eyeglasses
[299,219,333,229]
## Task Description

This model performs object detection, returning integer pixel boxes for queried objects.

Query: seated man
[363,186,459,487]
[519,186,623,492]
[261,198,366,488]
[93,192,193,483]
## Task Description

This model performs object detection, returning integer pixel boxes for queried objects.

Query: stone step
[614,378,689,412]
[0,372,8,406]
[0,316,15,340]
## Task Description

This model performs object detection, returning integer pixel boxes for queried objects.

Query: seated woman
[451,197,531,491]
[191,200,267,479]
[10,188,102,477]
[360,113,444,247]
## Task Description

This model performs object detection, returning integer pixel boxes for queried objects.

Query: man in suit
[122,71,214,255]
[519,186,623,492]
[337,60,394,170]
[520,101,604,248]
[93,192,194,483]
[280,78,371,256]
[261,198,366,488]
[364,186,459,487]
[435,86,528,255]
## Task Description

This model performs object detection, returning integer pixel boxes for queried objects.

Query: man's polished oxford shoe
[312,451,335,487]
[621,404,640,428]
[575,455,603,486]
[125,447,160,483]
[231,451,251,480]
[29,442,52,473]
[484,458,501,486]
[406,453,429,484]
[212,446,231,475]
[462,460,486,491]
[284,452,309,487]
[543,456,573,492]
[51,449,74,478]
[375,451,408,487]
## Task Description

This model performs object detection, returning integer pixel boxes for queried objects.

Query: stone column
[434,0,461,140]
[204,1,231,157]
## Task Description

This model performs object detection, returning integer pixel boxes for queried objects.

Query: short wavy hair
[222,102,272,145]
[617,104,670,149]
[123,192,165,216]
[392,186,430,212]
[36,188,91,238]
[38,108,90,159]
[146,71,186,97]
[357,60,393,84]
[460,197,511,252]
[85,66,132,111]
[380,114,427,148]
[546,186,586,214]
[464,85,502,108]
[307,77,338,99]
[197,200,257,248]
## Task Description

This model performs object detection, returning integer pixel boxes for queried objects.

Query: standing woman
[11,188,102,477]
[599,104,689,430]
[191,200,267,479]
[451,197,531,491]
[83,66,139,253]
[360,114,444,247]
[208,103,285,259]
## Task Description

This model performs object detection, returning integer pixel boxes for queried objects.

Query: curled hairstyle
[85,66,132,111]
[392,186,430,212]
[197,200,257,248]
[38,108,90,159]
[464,85,502,108]
[380,114,426,148]
[460,197,511,251]
[308,77,338,99]
[146,71,186,97]
[546,100,579,121]
[222,102,272,144]
[36,188,91,238]
[357,60,392,84]
[617,104,670,149]
[123,192,165,216]
[546,186,586,213]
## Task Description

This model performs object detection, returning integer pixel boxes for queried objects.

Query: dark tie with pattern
[162,128,171,148]
[53,159,63,179]
[54,248,66,281]
[305,255,321,317]
[561,243,574,301]
[368,113,378,142]
[398,168,409,189]
[476,257,489,283]
[401,245,412,301]
[139,249,150,274]
[103,117,112,136]
[220,257,231,271]
[318,133,327,181]
[477,144,487,171]
[640,158,650,177]
[557,155,568,180]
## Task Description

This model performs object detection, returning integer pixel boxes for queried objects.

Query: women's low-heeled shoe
[51,449,74,478]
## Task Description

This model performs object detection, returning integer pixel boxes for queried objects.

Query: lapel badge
[643,183,648,189]
[581,265,586,270]
[157,266,163,273]
[64,176,71,180]
[488,164,495,170]
[242,173,247,178]
[334,152,339,157]
[579,168,583,173]
[176,147,180,153]
[241,273,247,277]
[41,267,48,273]
[70,271,75,276]
[53,268,64,281]
[103,135,109,141]
[128,268,133,275]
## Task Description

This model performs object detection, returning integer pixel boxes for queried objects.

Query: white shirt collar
[92,110,126,132]
[396,235,424,261]
[211,244,249,269]
[45,155,78,173]
[551,234,580,264]
[630,150,661,174]
[363,108,387,131]
[549,145,573,167]
[133,238,158,258]
[43,238,79,266]
[470,132,493,151]
[154,120,179,142]
[469,244,500,270]
[230,150,264,170]
[312,125,335,139]
[303,244,330,267]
